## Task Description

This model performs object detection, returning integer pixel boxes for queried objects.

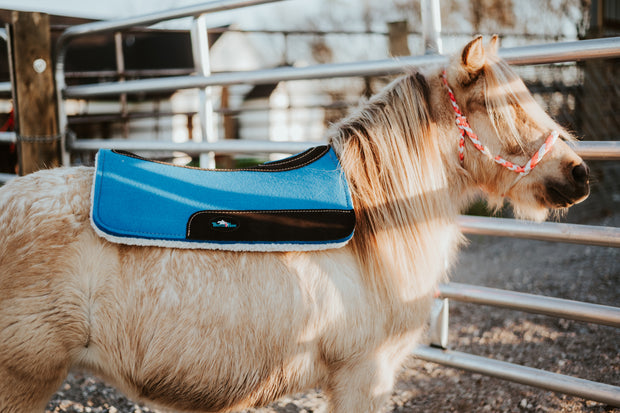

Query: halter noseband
[442,71,558,177]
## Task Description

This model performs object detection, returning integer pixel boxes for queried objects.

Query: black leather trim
[187,209,355,242]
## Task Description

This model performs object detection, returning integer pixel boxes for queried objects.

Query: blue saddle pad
[90,145,355,251]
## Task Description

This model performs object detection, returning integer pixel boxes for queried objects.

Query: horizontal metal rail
[0,81,11,94]
[413,347,620,407]
[62,37,620,98]
[67,138,619,158]
[458,216,620,248]
[568,141,620,160]
[67,111,198,124]
[65,100,352,123]
[498,37,620,65]
[0,173,16,183]
[57,0,286,44]
[62,55,441,98]
[0,132,16,143]
[68,138,314,154]
[439,282,620,327]
[65,68,195,79]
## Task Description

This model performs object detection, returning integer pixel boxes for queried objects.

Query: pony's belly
[123,347,324,411]
[83,248,333,410]
[89,309,327,411]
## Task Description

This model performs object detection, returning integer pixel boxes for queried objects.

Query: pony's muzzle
[545,161,590,207]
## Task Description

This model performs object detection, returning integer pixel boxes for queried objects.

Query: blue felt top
[91,146,354,248]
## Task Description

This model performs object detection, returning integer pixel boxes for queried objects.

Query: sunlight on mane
[483,55,562,152]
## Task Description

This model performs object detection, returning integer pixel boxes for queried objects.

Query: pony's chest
[90,146,355,251]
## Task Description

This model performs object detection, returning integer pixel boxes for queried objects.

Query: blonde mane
[329,71,462,301]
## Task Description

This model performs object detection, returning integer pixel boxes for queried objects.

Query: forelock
[482,55,559,150]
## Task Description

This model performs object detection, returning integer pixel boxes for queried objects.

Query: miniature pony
[0,36,589,412]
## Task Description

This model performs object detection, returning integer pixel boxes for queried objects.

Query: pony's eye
[506,144,524,156]
[465,95,486,111]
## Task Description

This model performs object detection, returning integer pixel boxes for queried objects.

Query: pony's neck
[329,71,464,302]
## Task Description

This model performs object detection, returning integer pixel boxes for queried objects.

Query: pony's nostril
[571,163,589,184]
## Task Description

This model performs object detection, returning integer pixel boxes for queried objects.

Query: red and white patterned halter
[442,71,558,177]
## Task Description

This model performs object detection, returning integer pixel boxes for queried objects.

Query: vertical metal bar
[421,0,443,54]
[54,32,70,166]
[114,32,129,139]
[191,13,217,168]
[429,298,450,349]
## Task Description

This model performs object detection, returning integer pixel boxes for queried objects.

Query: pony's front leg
[323,329,424,413]
[324,354,400,413]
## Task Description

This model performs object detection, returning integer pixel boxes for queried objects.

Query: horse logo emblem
[210,217,239,231]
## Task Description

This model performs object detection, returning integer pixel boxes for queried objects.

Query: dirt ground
[45,213,619,413]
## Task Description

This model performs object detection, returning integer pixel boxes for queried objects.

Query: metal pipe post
[55,39,70,166]
[191,13,217,168]
[421,0,443,54]
[114,32,129,139]
[429,298,450,348]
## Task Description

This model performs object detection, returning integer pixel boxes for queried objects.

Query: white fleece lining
[89,219,352,251]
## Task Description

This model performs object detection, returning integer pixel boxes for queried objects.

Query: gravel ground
[45,213,619,413]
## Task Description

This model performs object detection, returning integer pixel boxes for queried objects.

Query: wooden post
[9,11,60,176]
[388,20,411,57]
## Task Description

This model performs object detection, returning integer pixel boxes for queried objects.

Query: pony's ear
[488,34,500,55]
[461,35,485,74]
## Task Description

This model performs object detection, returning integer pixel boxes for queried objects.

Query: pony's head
[443,36,589,221]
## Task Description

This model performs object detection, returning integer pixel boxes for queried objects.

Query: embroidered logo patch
[210,217,239,231]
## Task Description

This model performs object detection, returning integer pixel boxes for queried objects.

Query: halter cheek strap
[442,70,558,177]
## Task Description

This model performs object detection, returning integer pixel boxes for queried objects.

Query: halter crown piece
[442,70,558,177]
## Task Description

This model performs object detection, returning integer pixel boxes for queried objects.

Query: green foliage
[231,157,269,169]
[465,198,508,217]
